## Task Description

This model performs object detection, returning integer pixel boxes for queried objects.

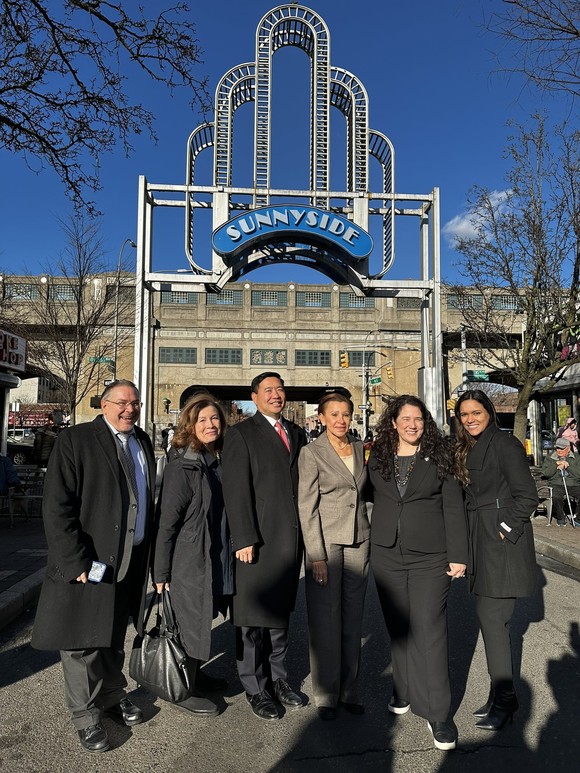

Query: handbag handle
[143,592,162,629]
[160,588,180,639]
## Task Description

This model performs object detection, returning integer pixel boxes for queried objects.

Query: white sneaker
[388,697,411,714]
[427,720,457,750]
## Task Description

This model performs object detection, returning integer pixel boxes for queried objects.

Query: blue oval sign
[212,205,373,262]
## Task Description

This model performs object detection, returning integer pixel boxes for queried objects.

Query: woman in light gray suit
[298,392,369,721]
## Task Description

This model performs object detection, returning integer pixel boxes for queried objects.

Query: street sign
[358,405,368,410]
[89,356,113,363]
[464,369,489,382]
[369,376,382,385]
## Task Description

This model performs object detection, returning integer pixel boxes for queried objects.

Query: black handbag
[129,589,191,703]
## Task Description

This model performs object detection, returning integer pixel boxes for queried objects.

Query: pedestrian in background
[368,395,467,751]
[454,390,538,732]
[298,391,369,721]
[541,437,580,527]
[557,417,579,452]
[153,393,233,718]
[32,380,156,753]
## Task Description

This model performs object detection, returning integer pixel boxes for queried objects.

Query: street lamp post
[362,329,388,438]
[113,238,137,380]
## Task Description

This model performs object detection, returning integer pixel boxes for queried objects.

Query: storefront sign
[0,328,26,373]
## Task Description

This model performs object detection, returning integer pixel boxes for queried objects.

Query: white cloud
[442,189,512,246]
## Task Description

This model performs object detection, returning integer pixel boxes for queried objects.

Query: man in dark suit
[32,380,156,753]
[222,372,307,720]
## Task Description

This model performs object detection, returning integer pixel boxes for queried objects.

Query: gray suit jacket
[298,432,369,562]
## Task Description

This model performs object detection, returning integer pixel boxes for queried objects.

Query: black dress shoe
[475,698,518,731]
[172,695,220,717]
[318,706,337,721]
[427,720,457,750]
[339,700,365,715]
[78,723,110,752]
[196,669,228,691]
[105,698,144,726]
[246,691,279,720]
[273,679,303,709]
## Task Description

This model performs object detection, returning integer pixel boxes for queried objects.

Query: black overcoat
[221,412,306,628]
[368,453,468,563]
[31,416,156,650]
[152,449,231,661]
[464,424,538,597]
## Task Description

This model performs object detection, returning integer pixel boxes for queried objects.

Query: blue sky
[1,0,573,285]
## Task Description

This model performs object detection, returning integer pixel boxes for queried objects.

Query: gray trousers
[60,646,128,730]
[305,540,369,707]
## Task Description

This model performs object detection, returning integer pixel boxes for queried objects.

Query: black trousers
[235,626,288,695]
[551,484,580,521]
[60,545,145,730]
[475,595,516,688]
[371,541,452,723]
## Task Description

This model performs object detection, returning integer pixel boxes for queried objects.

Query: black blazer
[368,452,468,563]
[222,411,306,628]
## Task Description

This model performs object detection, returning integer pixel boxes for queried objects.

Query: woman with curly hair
[153,393,234,717]
[454,390,537,732]
[368,395,467,750]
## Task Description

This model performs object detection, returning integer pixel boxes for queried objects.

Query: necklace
[394,450,418,486]
[331,438,350,451]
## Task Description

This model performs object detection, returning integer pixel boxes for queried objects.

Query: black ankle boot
[473,683,494,718]
[475,687,518,731]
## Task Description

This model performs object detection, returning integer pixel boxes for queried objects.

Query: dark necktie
[119,434,138,501]
[275,420,290,452]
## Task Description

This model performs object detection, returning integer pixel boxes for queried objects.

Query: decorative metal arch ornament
[135,3,443,428]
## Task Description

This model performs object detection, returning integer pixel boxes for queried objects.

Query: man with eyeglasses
[32,380,156,753]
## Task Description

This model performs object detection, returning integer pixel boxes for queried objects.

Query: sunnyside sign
[212,205,373,262]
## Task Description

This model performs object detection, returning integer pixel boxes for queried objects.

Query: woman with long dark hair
[454,390,538,731]
[368,395,467,750]
[153,393,234,717]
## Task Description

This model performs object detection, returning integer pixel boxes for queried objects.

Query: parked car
[6,438,35,466]
[7,429,35,445]
[541,430,555,451]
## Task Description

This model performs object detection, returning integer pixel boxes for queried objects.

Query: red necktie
[275,420,290,452]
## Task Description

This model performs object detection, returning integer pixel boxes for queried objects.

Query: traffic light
[340,351,349,368]
[163,397,171,414]
[386,366,394,379]
[446,398,457,412]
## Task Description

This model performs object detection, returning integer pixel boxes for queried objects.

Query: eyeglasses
[104,400,142,410]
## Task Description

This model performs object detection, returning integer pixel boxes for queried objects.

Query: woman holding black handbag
[153,393,233,717]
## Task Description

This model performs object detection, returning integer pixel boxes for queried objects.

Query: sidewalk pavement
[1,511,580,633]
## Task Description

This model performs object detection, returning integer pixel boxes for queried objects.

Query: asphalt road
[0,567,578,773]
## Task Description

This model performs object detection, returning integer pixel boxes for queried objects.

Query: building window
[159,347,197,364]
[160,291,199,305]
[206,290,243,305]
[296,291,331,308]
[4,283,40,301]
[251,290,288,307]
[339,293,375,309]
[105,285,134,303]
[447,294,484,310]
[205,348,242,364]
[491,295,522,312]
[48,284,77,301]
[295,350,331,366]
[346,351,376,368]
[396,297,422,310]
[250,349,287,366]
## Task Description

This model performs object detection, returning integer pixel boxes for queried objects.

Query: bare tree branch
[488,0,580,99]
[0,1,210,213]
[447,116,580,440]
